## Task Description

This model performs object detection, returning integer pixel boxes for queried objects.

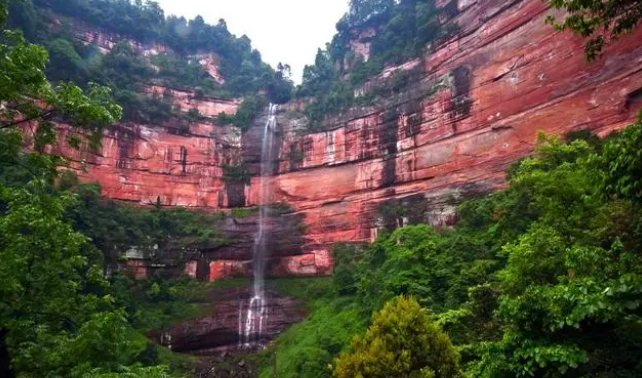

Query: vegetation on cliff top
[296,0,455,127]
[297,0,642,128]
[546,0,642,60]
[7,0,294,126]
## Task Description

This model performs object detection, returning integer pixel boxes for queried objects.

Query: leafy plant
[335,296,461,378]
[546,0,642,60]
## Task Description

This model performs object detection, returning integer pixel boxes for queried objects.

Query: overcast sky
[154,0,350,83]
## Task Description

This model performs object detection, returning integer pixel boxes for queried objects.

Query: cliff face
[56,0,642,279]
[257,0,642,261]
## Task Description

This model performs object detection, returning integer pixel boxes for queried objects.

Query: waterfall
[239,103,278,349]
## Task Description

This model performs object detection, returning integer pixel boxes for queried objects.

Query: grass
[231,207,260,219]
[255,277,368,378]
[266,277,332,307]
[156,344,198,377]
[209,277,252,289]
[130,276,366,378]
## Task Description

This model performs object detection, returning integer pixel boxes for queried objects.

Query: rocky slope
[54,0,642,279]
[152,287,305,354]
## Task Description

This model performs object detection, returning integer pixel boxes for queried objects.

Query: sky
[154,0,350,83]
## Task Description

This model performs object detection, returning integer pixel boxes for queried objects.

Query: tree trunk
[0,329,14,378]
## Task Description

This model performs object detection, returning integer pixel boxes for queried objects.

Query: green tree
[266,62,294,104]
[46,38,88,82]
[348,0,395,26]
[335,296,461,378]
[0,7,121,150]
[0,4,171,376]
[0,179,169,377]
[472,135,642,378]
[599,121,642,202]
[546,0,642,60]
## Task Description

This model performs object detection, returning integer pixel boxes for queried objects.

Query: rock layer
[153,287,305,354]
[259,0,642,260]
[52,0,642,277]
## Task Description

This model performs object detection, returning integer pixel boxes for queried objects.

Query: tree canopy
[324,123,642,378]
[335,296,461,378]
[546,0,642,60]
[0,3,178,376]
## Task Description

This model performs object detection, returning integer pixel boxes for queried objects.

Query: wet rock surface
[153,287,305,354]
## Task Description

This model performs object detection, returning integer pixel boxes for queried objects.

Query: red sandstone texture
[54,0,642,278]
[50,121,242,207]
[260,0,642,261]
[146,86,240,118]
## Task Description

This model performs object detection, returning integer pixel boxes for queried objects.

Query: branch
[0,109,56,130]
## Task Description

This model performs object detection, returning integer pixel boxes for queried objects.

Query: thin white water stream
[239,103,278,349]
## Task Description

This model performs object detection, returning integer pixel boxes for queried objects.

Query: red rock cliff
[55,0,642,278]
[249,0,642,264]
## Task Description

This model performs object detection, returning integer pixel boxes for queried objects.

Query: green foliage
[231,207,259,219]
[46,38,88,82]
[76,365,172,378]
[335,296,461,378]
[0,5,208,377]
[0,173,169,377]
[218,95,268,131]
[6,0,38,40]
[332,244,365,296]
[340,223,500,314]
[266,62,294,104]
[222,164,251,184]
[599,120,642,202]
[29,0,284,96]
[257,278,367,378]
[469,131,642,378]
[303,80,355,127]
[8,0,292,128]
[0,13,121,149]
[347,0,395,26]
[296,0,454,125]
[64,179,229,269]
[150,52,225,96]
[111,275,213,333]
[186,107,201,122]
[306,125,642,378]
[546,0,642,60]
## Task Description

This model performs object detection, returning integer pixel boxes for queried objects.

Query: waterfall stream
[239,103,278,349]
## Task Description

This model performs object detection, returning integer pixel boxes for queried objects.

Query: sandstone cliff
[54,0,642,279]
[251,0,642,264]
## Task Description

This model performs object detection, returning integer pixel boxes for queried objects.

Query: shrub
[335,296,461,378]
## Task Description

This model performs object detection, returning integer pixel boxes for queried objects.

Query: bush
[217,95,268,131]
[335,296,461,378]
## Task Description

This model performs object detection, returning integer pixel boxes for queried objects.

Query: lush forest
[2,0,642,377]
[294,0,458,127]
[260,124,642,378]
[0,2,246,375]
[6,0,294,127]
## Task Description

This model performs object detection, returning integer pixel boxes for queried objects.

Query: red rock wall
[44,13,246,208]
[53,0,642,278]
[146,86,240,117]
[51,119,242,207]
[251,0,642,260]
